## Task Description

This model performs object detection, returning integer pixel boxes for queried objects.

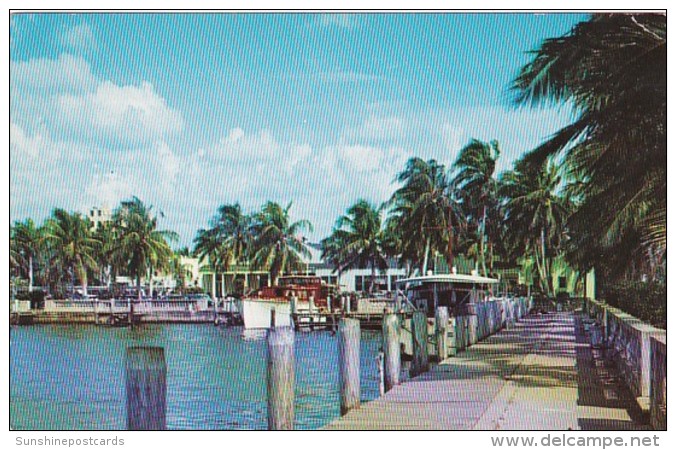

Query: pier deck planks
[323,312,650,431]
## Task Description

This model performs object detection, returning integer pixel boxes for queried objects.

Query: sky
[9,12,588,248]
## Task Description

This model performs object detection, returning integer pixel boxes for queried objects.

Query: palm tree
[388,157,464,274]
[91,221,117,288]
[194,203,251,297]
[321,200,389,293]
[111,197,178,302]
[249,201,312,285]
[10,219,43,292]
[512,13,666,280]
[499,158,571,296]
[43,209,99,297]
[452,139,501,276]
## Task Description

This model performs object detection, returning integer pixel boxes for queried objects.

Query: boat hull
[239,299,292,329]
[239,298,329,329]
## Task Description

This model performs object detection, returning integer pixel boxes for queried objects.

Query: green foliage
[321,200,389,292]
[512,13,666,280]
[602,281,666,329]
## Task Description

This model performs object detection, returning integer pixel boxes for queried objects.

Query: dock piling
[338,318,360,415]
[411,311,429,377]
[382,311,401,392]
[377,351,385,396]
[435,307,449,362]
[266,326,295,430]
[125,347,167,430]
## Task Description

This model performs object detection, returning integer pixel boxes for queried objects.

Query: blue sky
[10,12,588,247]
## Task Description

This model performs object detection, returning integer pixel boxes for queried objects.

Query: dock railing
[584,298,666,428]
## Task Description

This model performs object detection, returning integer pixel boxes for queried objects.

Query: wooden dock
[323,312,650,430]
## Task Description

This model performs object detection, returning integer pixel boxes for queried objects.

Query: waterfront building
[87,205,112,230]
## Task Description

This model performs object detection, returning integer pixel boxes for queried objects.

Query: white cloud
[317,14,360,28]
[10,53,97,96]
[338,145,384,173]
[11,54,184,148]
[61,23,97,54]
[85,171,133,210]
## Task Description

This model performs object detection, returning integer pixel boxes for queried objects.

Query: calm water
[10,324,405,430]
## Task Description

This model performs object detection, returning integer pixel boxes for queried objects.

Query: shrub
[602,281,666,329]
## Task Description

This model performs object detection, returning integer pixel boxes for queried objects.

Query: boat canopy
[395,273,498,288]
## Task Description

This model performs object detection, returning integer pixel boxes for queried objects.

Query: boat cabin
[247,275,338,307]
[395,273,498,316]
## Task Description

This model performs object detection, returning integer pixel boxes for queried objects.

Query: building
[87,206,112,230]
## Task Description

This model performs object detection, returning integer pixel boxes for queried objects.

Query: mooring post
[411,310,429,377]
[290,295,299,331]
[94,298,99,325]
[267,326,295,430]
[338,318,360,415]
[377,351,385,396]
[270,308,276,329]
[126,347,167,430]
[435,306,449,362]
[382,311,401,392]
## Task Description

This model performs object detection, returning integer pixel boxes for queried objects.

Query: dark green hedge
[602,281,666,329]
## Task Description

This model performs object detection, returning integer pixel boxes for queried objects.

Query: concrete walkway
[323,312,650,430]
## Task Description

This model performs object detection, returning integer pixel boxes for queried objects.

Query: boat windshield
[278,276,322,287]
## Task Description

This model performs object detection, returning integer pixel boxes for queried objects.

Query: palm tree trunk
[28,255,34,293]
[211,272,216,300]
[447,226,455,271]
[369,261,376,293]
[540,227,550,296]
[480,206,488,277]
[422,236,431,274]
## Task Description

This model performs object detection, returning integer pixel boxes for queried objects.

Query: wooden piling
[411,310,429,377]
[338,318,360,415]
[435,307,449,362]
[270,308,276,328]
[290,295,299,331]
[126,347,167,430]
[377,351,385,396]
[382,311,401,392]
[267,326,295,430]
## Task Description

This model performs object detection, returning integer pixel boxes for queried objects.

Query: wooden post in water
[289,294,298,330]
[267,326,295,430]
[94,298,99,325]
[382,311,401,392]
[338,318,360,415]
[435,306,449,362]
[377,351,385,396]
[270,308,276,329]
[126,347,167,430]
[410,310,429,377]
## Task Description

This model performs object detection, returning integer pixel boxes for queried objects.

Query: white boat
[395,270,499,358]
[239,275,337,329]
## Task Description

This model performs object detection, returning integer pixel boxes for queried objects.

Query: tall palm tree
[321,200,389,293]
[111,197,178,302]
[452,139,501,276]
[500,158,571,296]
[10,218,43,292]
[194,203,251,297]
[249,201,312,285]
[43,209,99,297]
[388,157,464,274]
[512,13,666,280]
[91,221,117,288]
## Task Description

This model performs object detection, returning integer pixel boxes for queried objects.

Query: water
[10,324,405,430]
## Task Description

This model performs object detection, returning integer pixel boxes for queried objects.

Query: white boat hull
[239,298,328,329]
[239,299,292,329]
